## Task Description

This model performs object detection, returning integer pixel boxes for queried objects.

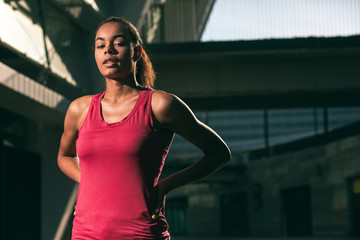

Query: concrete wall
[248,134,360,237]
[0,106,73,240]
[35,123,75,240]
[165,133,360,238]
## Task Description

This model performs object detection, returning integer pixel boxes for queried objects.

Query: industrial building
[0,0,359,239]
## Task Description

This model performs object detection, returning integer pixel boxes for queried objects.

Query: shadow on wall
[0,141,41,239]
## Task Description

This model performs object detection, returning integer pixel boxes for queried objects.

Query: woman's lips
[103,58,117,67]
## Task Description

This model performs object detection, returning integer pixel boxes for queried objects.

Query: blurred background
[0,0,360,239]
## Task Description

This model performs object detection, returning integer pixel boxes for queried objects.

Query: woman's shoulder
[151,90,190,124]
[68,95,94,115]
[65,95,95,129]
[151,90,179,111]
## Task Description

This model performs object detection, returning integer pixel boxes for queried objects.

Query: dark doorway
[281,185,312,236]
[0,143,41,240]
[166,197,188,235]
[349,177,360,236]
[221,192,249,236]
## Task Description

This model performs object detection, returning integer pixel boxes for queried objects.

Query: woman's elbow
[207,143,231,166]
[57,154,65,170]
[220,144,231,164]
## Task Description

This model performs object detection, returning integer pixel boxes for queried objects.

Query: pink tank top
[73,89,170,239]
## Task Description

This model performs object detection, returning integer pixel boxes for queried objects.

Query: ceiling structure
[0,0,359,121]
[149,35,360,110]
[0,0,215,96]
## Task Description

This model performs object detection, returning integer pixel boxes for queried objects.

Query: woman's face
[94,22,137,80]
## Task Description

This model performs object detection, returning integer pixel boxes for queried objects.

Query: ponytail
[136,48,155,88]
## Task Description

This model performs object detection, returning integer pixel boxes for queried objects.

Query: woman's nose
[105,44,116,54]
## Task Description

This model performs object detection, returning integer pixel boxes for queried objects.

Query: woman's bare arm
[151,91,231,217]
[57,96,92,183]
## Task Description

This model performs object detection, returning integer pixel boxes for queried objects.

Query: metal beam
[0,41,84,100]
[0,62,69,126]
[148,36,360,110]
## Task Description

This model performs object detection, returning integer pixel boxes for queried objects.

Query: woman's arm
[57,96,91,183]
[151,91,231,218]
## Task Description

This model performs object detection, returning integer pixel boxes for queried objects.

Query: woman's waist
[76,180,157,213]
[73,210,169,239]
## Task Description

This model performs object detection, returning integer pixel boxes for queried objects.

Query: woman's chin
[103,73,132,82]
[101,68,132,80]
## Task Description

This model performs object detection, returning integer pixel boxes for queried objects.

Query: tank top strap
[78,91,105,134]
[141,88,157,132]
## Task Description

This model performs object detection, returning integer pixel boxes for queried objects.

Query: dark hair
[96,16,156,88]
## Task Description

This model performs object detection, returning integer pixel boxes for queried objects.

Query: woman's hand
[151,181,168,219]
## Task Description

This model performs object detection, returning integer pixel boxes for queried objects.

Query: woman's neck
[103,76,142,101]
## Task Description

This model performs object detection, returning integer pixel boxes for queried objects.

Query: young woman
[57,16,231,239]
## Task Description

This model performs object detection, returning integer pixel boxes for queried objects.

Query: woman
[57,16,231,239]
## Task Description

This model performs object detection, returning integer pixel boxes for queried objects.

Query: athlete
[57,16,231,239]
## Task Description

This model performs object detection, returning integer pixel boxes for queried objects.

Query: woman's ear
[133,46,142,62]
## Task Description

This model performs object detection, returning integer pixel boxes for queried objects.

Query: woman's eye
[96,45,105,49]
[115,42,125,46]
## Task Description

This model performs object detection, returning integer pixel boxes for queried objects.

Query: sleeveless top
[72,89,170,239]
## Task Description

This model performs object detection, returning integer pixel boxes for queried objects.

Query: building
[0,0,359,239]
